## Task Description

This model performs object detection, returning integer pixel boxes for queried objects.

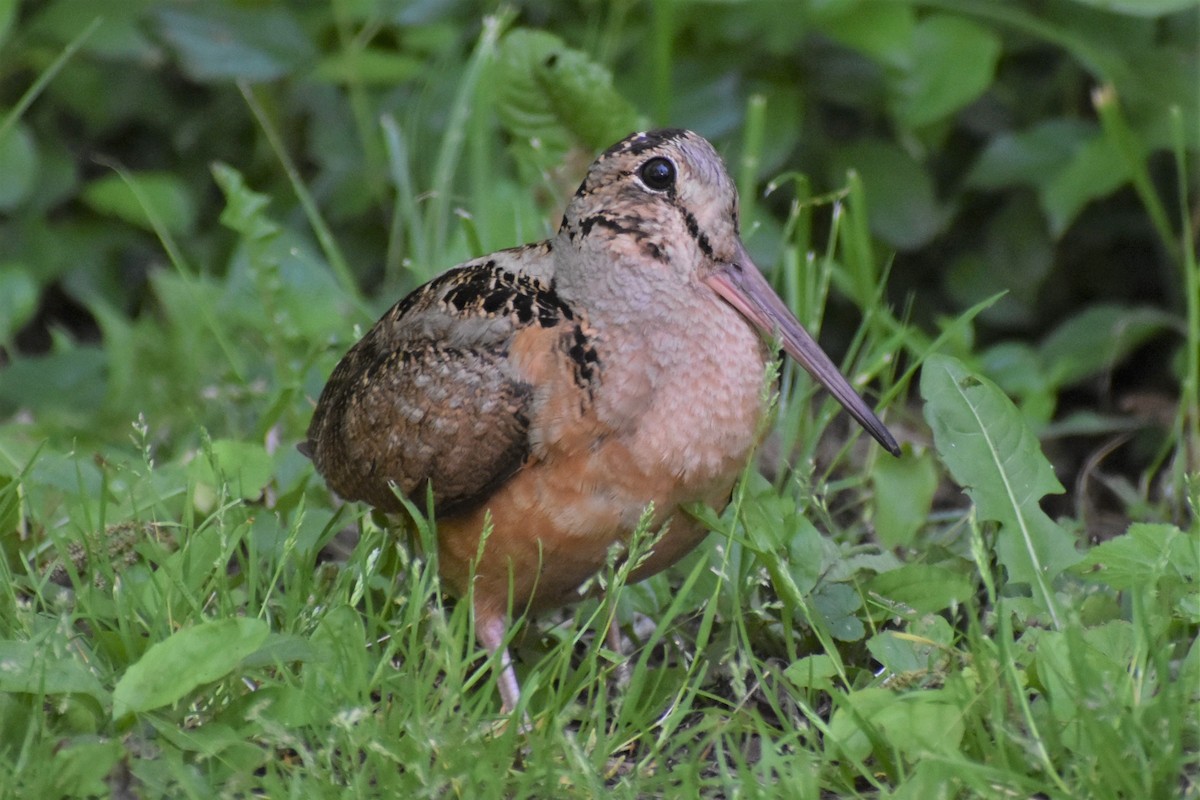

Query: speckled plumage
[304,129,899,711]
[305,247,591,515]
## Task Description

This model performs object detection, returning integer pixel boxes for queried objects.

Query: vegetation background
[0,0,1196,797]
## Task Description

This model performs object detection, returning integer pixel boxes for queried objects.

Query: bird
[302,128,900,712]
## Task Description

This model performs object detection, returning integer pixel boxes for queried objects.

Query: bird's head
[558,129,740,283]
[557,129,899,456]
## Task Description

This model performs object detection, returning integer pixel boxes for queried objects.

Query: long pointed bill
[705,249,901,457]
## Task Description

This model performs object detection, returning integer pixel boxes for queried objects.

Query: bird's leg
[605,616,632,690]
[475,610,521,713]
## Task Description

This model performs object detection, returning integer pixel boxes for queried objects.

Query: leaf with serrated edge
[496,29,643,178]
[921,354,1080,627]
[1074,523,1195,590]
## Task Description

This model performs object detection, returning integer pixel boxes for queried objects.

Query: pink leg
[606,617,631,689]
[475,611,521,712]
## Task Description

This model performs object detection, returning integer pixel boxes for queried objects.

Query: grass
[1,7,1198,799]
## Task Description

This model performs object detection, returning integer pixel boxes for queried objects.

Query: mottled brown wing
[306,331,532,515]
[304,253,573,516]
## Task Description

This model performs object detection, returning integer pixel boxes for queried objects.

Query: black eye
[639,157,676,191]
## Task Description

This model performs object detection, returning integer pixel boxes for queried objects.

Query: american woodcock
[303,128,900,711]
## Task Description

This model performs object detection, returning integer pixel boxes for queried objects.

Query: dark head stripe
[601,128,689,160]
[682,210,715,258]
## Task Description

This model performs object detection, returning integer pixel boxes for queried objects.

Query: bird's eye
[638,157,676,192]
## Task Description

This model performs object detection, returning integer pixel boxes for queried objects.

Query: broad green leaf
[967,119,1096,190]
[0,265,38,342]
[239,633,324,669]
[0,345,108,414]
[0,639,109,705]
[27,448,104,497]
[734,472,830,604]
[871,446,938,547]
[874,692,966,758]
[828,687,893,762]
[148,717,255,759]
[113,618,270,718]
[812,582,865,642]
[1038,305,1176,388]
[216,685,327,730]
[159,720,263,772]
[828,549,904,582]
[1042,134,1131,235]
[785,517,829,597]
[978,305,1175,422]
[896,761,986,800]
[1074,523,1196,590]
[865,616,955,675]
[832,139,948,250]
[830,687,965,761]
[812,1,915,70]
[29,0,157,60]
[921,355,1081,626]
[784,654,841,691]
[979,341,1051,400]
[1040,409,1151,438]
[154,6,316,82]
[0,121,38,211]
[188,439,274,501]
[889,15,1001,129]
[738,472,828,596]
[867,564,974,615]
[495,29,643,176]
[81,171,197,235]
[1125,48,1200,149]
[979,341,1057,426]
[47,739,124,798]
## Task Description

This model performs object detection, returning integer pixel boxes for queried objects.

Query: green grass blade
[427,12,510,258]
[238,80,364,311]
[379,113,428,286]
[737,93,767,227]
[1171,106,1200,487]
[1092,85,1180,267]
[0,16,101,143]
